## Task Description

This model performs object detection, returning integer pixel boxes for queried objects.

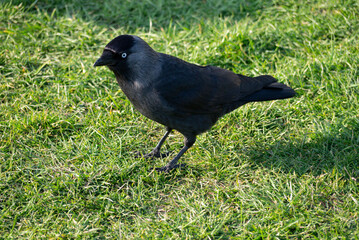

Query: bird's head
[94,35,159,81]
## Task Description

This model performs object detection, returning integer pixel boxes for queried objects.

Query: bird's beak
[93,57,107,67]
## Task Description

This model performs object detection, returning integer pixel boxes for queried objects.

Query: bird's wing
[154,54,276,114]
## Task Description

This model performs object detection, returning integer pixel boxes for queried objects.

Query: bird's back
[155,54,279,117]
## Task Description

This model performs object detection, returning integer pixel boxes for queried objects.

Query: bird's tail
[242,75,296,102]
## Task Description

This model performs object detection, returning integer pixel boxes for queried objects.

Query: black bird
[94,35,295,172]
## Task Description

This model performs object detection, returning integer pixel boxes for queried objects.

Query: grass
[1,0,358,238]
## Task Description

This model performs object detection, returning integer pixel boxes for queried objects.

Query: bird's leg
[140,128,172,159]
[155,135,196,172]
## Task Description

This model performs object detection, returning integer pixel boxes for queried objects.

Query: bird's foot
[154,163,187,173]
[135,151,171,159]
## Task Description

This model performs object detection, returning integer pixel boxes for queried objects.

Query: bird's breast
[119,81,170,123]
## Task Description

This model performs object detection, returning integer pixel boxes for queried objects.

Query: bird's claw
[135,151,172,159]
[134,151,157,159]
[154,163,187,173]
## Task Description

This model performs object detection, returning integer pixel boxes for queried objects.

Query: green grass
[1,0,358,238]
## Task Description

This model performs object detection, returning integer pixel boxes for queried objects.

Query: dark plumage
[94,35,296,172]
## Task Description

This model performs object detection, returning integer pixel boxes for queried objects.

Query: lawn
[1,0,358,239]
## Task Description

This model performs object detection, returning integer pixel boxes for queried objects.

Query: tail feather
[242,76,296,102]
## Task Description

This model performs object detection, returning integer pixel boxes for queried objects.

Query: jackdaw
[94,35,296,172]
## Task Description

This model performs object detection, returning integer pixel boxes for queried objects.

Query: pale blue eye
[121,52,127,58]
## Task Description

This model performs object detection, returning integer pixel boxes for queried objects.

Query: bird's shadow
[123,119,358,185]
[201,120,359,179]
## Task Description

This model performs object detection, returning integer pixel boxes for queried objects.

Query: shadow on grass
[116,117,359,182]
[242,120,359,178]
[11,0,273,30]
